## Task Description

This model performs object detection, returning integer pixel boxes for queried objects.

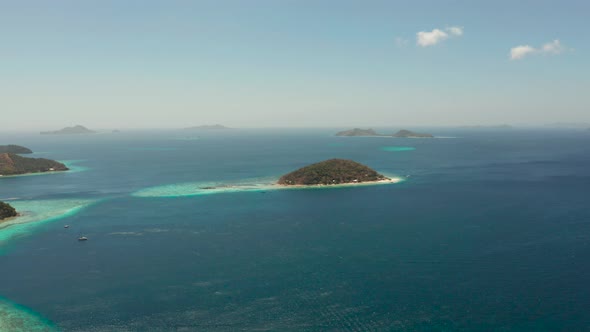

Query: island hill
[278,159,391,186]
[0,153,68,176]
[0,145,33,154]
[336,128,434,138]
[0,201,17,221]
[41,125,96,135]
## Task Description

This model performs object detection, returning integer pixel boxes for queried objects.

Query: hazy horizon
[2,1,589,129]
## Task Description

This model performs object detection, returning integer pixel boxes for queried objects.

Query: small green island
[0,153,68,176]
[0,145,33,154]
[0,201,17,220]
[335,128,433,138]
[278,159,391,186]
[41,125,96,135]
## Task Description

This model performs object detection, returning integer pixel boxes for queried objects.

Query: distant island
[335,128,380,136]
[392,129,434,138]
[545,122,590,128]
[335,128,434,138]
[0,153,68,176]
[459,124,512,129]
[185,124,229,130]
[0,201,17,220]
[278,159,390,186]
[0,145,33,154]
[41,125,96,135]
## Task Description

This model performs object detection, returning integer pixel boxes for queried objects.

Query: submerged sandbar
[134,158,404,198]
[0,199,96,247]
[132,178,403,198]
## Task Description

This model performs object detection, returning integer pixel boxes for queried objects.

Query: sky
[1,0,589,129]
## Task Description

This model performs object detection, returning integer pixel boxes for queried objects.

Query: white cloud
[417,29,449,47]
[542,39,565,54]
[510,39,568,60]
[510,45,536,60]
[447,26,463,36]
[416,26,463,47]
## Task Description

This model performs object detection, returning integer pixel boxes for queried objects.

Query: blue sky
[1,0,589,129]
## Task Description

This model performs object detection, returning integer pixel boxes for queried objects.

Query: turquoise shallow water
[0,129,590,331]
[131,177,278,198]
[380,146,416,152]
[0,298,56,332]
[132,176,402,198]
[0,199,96,248]
[0,199,95,330]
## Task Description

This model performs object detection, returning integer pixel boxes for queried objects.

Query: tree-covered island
[278,159,389,186]
[41,125,96,135]
[0,201,17,220]
[0,153,69,176]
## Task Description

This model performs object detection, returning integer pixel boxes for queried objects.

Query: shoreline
[0,169,68,178]
[273,177,403,189]
[0,213,21,224]
[0,199,97,248]
[0,160,87,179]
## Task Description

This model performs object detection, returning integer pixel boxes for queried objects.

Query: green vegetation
[0,201,17,220]
[0,153,68,176]
[278,159,388,185]
[0,145,33,154]
[40,125,95,135]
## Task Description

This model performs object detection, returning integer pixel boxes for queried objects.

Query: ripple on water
[0,199,96,248]
[380,146,416,152]
[0,298,57,332]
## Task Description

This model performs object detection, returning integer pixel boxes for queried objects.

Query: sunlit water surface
[1,128,589,331]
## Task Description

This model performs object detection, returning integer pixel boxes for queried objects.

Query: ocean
[0,128,589,331]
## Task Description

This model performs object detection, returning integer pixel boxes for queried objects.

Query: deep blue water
[1,128,590,331]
